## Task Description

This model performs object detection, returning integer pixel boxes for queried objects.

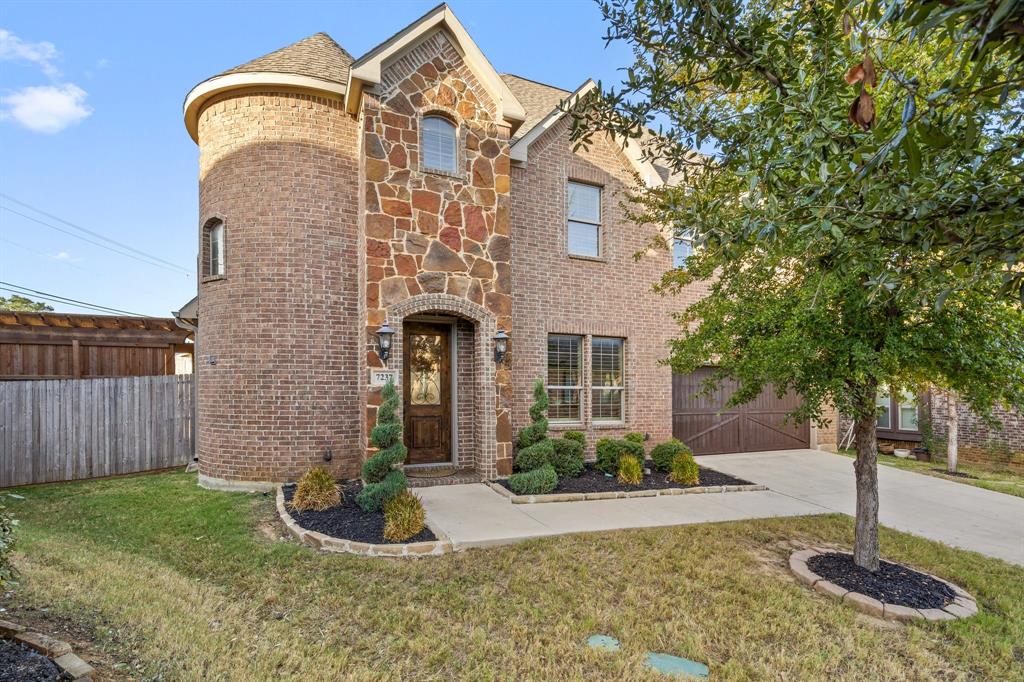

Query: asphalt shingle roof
[500,74,572,142]
[219,32,353,85]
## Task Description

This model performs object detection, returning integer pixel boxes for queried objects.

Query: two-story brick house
[184,4,826,490]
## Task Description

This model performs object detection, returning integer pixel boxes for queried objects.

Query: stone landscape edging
[788,547,979,622]
[275,487,455,557]
[486,480,768,504]
[0,618,95,680]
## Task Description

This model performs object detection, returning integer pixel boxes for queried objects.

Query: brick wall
[196,90,363,485]
[510,116,710,459]
[929,392,1024,471]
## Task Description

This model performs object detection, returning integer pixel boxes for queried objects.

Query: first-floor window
[547,334,581,421]
[204,218,225,278]
[591,337,624,421]
[875,386,891,429]
[898,390,918,430]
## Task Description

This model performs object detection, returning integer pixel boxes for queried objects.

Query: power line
[0,194,193,276]
[0,281,146,317]
[0,206,192,277]
[0,237,94,275]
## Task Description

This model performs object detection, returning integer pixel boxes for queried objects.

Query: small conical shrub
[357,379,409,512]
[517,379,549,449]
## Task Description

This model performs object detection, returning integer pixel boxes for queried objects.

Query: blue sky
[0,0,632,317]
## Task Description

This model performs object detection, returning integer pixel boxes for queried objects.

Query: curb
[275,487,456,557]
[0,619,94,680]
[788,548,978,622]
[486,480,768,504]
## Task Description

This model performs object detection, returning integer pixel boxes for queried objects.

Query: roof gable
[346,4,525,128]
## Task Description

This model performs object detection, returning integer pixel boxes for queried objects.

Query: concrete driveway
[695,449,1024,566]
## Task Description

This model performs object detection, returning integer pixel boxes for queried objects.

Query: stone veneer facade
[189,16,837,489]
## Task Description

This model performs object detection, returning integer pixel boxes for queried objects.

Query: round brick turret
[191,86,363,490]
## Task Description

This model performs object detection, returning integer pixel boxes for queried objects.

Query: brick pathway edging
[486,480,769,504]
[0,618,95,680]
[275,487,455,557]
[789,548,979,621]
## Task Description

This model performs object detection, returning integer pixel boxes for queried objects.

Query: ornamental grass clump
[357,379,408,512]
[650,439,691,473]
[0,504,17,587]
[668,451,700,486]
[382,490,426,543]
[290,467,341,512]
[508,464,558,495]
[617,454,643,485]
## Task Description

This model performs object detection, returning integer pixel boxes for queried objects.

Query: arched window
[203,218,225,278]
[421,115,457,173]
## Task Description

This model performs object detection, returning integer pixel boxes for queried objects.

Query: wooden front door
[403,322,451,464]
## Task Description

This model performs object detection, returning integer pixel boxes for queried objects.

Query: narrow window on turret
[203,218,225,278]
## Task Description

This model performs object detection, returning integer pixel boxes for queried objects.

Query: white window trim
[673,232,694,269]
[897,391,918,431]
[421,114,458,175]
[209,222,225,277]
[547,334,583,423]
[567,181,602,258]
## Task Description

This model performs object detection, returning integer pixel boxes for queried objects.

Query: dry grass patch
[2,471,1022,680]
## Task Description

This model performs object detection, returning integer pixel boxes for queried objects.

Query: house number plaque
[369,369,398,387]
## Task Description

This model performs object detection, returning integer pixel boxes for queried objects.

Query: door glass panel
[409,333,442,405]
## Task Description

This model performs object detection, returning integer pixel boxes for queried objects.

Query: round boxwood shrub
[515,439,555,472]
[668,451,700,485]
[562,431,585,446]
[290,467,341,512]
[508,463,558,495]
[623,432,646,444]
[617,453,643,485]
[595,438,645,475]
[549,437,585,478]
[650,439,691,472]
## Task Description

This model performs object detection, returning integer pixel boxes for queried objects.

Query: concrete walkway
[418,483,827,549]
[695,449,1024,566]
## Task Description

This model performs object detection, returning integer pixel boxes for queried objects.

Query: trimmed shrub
[650,439,691,472]
[508,464,558,495]
[383,490,426,542]
[517,378,549,449]
[0,504,16,587]
[290,467,341,512]
[515,439,555,472]
[668,451,700,485]
[549,437,585,478]
[624,432,646,444]
[595,438,645,475]
[357,379,409,512]
[562,431,585,446]
[617,454,643,485]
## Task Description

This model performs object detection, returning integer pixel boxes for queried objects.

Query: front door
[403,321,451,464]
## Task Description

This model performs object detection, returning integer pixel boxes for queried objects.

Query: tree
[572,0,1024,570]
[356,379,408,512]
[0,295,53,312]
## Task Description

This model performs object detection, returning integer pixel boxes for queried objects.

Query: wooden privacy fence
[0,375,194,488]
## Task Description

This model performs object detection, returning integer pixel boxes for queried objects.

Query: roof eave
[182,72,347,143]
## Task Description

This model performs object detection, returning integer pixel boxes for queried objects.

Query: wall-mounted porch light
[493,329,510,364]
[376,323,395,364]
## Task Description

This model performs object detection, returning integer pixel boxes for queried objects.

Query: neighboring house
[840,390,1024,472]
[0,311,193,380]
[183,4,837,490]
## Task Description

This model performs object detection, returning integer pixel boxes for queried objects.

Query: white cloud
[50,250,83,263]
[0,29,60,77]
[1,84,92,133]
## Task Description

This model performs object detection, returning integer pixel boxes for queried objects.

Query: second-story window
[567,181,601,258]
[673,232,694,269]
[422,115,457,173]
[204,218,225,278]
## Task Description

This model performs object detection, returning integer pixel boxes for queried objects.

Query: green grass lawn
[837,448,1024,499]
[3,470,1023,680]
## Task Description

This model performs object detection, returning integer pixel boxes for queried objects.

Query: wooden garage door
[672,367,809,455]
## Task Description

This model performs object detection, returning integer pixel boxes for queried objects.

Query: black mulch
[496,462,752,495]
[933,469,978,479]
[807,552,956,609]
[0,639,67,682]
[282,482,436,545]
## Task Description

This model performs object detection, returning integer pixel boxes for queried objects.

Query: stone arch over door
[380,293,508,478]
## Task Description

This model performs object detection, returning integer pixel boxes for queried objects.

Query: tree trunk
[852,406,880,572]
[946,392,958,474]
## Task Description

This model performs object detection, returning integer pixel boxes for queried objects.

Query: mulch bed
[497,463,752,495]
[0,639,66,682]
[932,469,978,479]
[282,482,436,545]
[807,552,956,609]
